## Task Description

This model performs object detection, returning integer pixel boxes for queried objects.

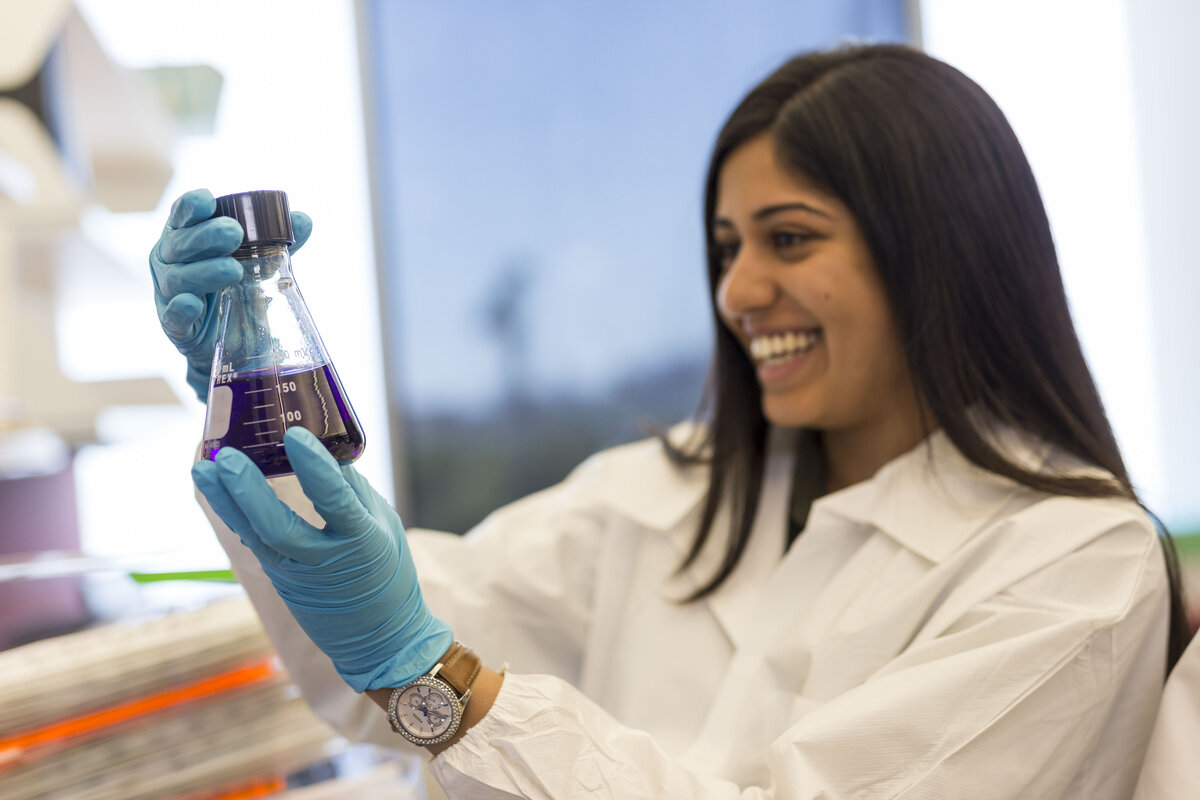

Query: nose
[717,245,777,321]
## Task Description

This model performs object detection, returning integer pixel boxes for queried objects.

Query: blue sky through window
[363,0,909,530]
[366,0,908,415]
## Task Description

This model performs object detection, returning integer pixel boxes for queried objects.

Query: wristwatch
[386,643,481,746]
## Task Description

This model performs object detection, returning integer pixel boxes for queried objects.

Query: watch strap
[433,642,482,699]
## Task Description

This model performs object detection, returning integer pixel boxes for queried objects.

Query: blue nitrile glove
[150,188,312,401]
[191,426,453,692]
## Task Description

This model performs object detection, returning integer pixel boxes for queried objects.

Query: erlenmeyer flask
[201,190,365,477]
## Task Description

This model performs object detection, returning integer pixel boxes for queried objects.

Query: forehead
[715,134,836,217]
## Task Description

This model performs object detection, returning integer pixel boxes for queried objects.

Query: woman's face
[714,134,916,436]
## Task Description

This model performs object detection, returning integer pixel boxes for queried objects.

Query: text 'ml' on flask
[201,189,365,477]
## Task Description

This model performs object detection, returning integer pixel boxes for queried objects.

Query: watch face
[390,676,463,745]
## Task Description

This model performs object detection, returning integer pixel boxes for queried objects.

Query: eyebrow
[713,202,832,228]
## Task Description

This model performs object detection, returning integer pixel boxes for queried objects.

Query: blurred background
[1,0,1197,649]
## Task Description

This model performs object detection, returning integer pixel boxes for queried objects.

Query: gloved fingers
[284,427,378,539]
[341,464,401,530]
[211,447,329,564]
[153,277,221,352]
[153,255,242,299]
[165,191,308,254]
[192,460,275,562]
[158,216,245,263]
[289,211,312,254]
[158,293,206,339]
[167,188,217,229]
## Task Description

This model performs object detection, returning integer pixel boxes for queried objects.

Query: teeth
[749,330,821,363]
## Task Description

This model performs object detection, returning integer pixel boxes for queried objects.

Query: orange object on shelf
[179,774,287,800]
[0,658,278,768]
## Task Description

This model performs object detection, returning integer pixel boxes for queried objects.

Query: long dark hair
[673,43,1191,671]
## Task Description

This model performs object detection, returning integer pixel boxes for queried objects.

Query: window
[361,0,910,531]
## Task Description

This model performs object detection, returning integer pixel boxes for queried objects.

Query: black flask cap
[212,189,295,250]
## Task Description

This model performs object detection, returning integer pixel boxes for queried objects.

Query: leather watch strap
[435,643,482,698]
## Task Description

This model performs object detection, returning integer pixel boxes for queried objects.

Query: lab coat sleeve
[198,474,398,745]
[402,479,609,683]
[196,458,610,748]
[427,516,1169,799]
[1134,630,1200,799]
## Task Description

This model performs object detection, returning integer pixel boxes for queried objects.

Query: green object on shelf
[127,569,237,584]
[1170,532,1200,568]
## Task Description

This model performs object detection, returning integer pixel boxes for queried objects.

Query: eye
[771,230,812,254]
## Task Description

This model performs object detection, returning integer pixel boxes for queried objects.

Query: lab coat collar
[813,425,1048,564]
[660,426,799,607]
[593,416,1068,576]
[652,422,1051,573]
[652,420,1094,651]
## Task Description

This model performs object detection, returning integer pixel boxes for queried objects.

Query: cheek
[821,283,903,380]
[843,307,908,390]
[783,262,839,313]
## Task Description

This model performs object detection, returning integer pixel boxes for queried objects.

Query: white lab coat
[1134,631,1200,799]
[199,426,1170,799]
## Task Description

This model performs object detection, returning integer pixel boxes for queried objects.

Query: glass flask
[201,189,365,477]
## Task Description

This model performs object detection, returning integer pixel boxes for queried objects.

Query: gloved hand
[191,426,453,692]
[150,188,312,401]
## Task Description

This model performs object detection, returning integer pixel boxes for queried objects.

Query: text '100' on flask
[200,189,364,477]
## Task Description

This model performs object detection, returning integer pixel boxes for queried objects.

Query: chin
[761,398,823,429]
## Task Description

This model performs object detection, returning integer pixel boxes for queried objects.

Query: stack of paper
[0,596,358,799]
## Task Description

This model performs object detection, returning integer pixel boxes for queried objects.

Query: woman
[154,43,1190,798]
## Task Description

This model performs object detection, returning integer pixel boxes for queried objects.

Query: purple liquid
[203,364,365,476]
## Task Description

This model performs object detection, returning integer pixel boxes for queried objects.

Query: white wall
[1123,0,1200,533]
[921,0,1199,529]
[69,0,390,563]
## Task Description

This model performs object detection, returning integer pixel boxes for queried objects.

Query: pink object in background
[0,455,90,650]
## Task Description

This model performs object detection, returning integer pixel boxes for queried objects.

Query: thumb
[289,211,312,255]
[341,463,402,532]
[284,427,376,538]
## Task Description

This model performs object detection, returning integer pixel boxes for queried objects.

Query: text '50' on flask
[201,189,365,477]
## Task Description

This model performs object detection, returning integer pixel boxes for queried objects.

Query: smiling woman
[713,135,926,491]
[177,42,1190,800]
[678,46,1192,642]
